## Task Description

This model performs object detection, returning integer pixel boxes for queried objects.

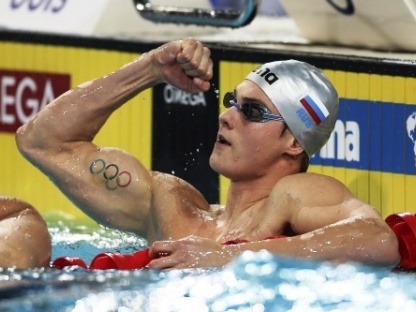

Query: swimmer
[0,196,51,268]
[16,38,400,269]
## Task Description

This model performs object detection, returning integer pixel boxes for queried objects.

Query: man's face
[209,80,291,181]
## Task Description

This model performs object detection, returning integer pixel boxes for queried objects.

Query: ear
[286,137,304,157]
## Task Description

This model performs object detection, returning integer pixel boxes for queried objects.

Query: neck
[220,157,299,216]
[223,176,275,217]
[216,177,277,241]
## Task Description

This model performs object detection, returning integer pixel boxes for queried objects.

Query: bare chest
[151,203,282,244]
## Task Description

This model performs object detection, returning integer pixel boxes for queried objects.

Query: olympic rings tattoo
[89,159,132,191]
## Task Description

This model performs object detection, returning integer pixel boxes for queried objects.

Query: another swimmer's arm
[0,196,51,268]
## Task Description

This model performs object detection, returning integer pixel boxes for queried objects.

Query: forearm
[230,218,400,267]
[16,52,157,155]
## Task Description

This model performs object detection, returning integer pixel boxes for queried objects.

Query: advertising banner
[0,0,110,35]
[0,69,70,133]
[152,79,220,203]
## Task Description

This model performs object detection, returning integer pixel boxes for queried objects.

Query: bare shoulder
[268,173,383,234]
[147,172,213,240]
[0,196,51,268]
[0,195,47,230]
[0,196,37,217]
[271,172,353,205]
[151,172,211,212]
[276,172,349,189]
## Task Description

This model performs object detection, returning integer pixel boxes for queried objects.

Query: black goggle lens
[223,92,267,122]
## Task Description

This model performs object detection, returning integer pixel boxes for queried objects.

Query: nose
[219,106,238,128]
[219,110,229,128]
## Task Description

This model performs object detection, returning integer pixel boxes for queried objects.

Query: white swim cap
[245,60,339,158]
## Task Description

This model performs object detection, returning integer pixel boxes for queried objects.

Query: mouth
[217,134,231,146]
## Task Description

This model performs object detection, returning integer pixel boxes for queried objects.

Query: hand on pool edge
[148,235,239,269]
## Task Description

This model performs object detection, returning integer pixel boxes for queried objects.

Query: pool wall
[0,31,415,222]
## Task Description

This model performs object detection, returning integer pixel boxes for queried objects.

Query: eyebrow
[234,88,271,107]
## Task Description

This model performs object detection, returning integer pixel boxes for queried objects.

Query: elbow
[16,123,32,157]
[368,229,401,268]
[342,220,401,268]
[15,122,43,162]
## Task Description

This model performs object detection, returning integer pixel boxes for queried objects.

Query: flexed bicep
[51,144,153,235]
[15,38,214,237]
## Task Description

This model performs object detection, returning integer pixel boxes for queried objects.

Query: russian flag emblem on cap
[299,94,329,125]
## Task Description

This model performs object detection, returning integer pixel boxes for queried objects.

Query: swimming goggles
[223,92,285,123]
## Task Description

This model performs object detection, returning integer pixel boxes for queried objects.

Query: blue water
[0,220,415,312]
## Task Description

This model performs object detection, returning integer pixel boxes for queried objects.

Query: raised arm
[16,38,213,235]
[0,196,51,268]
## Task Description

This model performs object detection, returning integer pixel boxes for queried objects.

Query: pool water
[0,220,416,312]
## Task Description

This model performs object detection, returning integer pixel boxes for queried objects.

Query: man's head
[245,60,339,158]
